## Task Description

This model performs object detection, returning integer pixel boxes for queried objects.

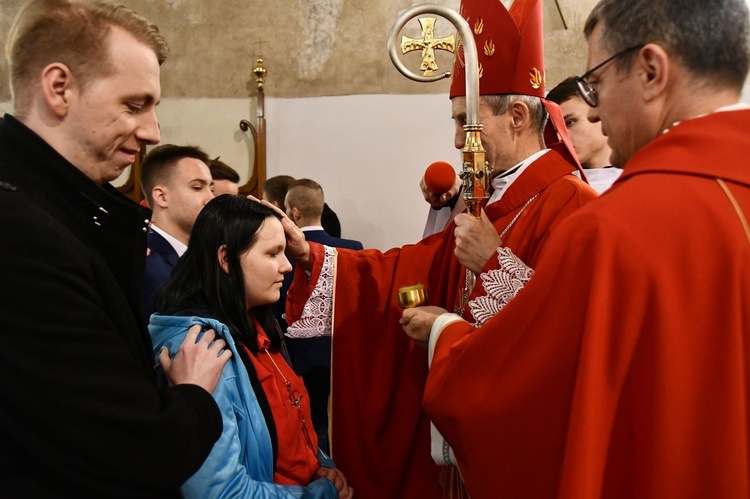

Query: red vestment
[424,109,750,498]
[287,150,598,498]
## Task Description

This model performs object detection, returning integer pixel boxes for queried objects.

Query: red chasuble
[424,109,750,498]
[287,150,598,498]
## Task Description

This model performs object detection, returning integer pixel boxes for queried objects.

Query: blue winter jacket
[149,314,338,498]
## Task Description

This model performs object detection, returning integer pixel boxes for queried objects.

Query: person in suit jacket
[262,175,344,346]
[262,174,342,238]
[139,144,215,324]
[283,178,363,454]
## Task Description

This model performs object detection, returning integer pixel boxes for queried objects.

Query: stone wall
[0,0,615,249]
[0,0,599,101]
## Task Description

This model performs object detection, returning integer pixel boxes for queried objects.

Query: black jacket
[0,115,222,497]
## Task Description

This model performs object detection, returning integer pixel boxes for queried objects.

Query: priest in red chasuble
[401,0,750,497]
[283,0,597,497]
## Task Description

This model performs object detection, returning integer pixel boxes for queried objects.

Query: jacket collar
[485,148,578,219]
[0,114,151,228]
[622,109,750,187]
[0,114,152,317]
[149,314,231,350]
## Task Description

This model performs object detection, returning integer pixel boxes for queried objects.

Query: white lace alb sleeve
[285,245,336,338]
[468,246,533,327]
[427,313,466,466]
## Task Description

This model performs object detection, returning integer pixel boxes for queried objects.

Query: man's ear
[152,185,169,209]
[509,101,530,130]
[217,244,230,275]
[639,44,670,103]
[40,63,74,118]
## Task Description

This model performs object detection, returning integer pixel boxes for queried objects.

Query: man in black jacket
[0,1,230,496]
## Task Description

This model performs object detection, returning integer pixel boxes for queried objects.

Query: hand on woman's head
[280,216,311,265]
[246,194,311,268]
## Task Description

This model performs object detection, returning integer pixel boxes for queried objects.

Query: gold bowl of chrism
[397,284,428,309]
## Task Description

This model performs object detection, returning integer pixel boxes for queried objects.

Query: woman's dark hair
[158,195,283,354]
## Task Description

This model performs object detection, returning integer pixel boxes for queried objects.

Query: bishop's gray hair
[483,94,549,134]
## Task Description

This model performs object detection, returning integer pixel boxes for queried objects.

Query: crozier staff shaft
[388,4,493,312]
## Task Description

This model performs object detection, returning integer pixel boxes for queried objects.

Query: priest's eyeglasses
[575,45,644,107]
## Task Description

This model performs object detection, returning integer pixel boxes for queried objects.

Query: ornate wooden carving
[239,53,268,198]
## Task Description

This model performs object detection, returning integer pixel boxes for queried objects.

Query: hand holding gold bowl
[397,284,428,309]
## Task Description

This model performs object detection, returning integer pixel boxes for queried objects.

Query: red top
[244,328,319,486]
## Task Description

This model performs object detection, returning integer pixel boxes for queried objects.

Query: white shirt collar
[150,224,188,257]
[300,225,324,232]
[574,167,623,194]
[487,149,549,206]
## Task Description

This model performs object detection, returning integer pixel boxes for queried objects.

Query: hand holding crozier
[454,209,501,274]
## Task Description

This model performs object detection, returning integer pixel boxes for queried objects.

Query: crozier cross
[401,17,455,76]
